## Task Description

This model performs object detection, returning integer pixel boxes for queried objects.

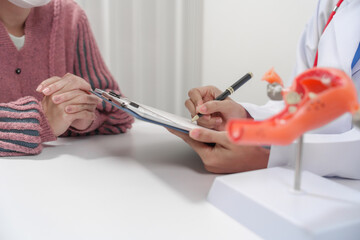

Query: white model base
[208,167,360,240]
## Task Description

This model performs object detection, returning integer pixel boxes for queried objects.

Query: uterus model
[227,67,360,190]
[209,68,360,238]
[227,67,360,146]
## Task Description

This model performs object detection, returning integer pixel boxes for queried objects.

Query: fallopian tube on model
[227,68,360,146]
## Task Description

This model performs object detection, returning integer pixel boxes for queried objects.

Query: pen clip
[94,88,130,108]
[109,91,122,98]
[94,88,180,125]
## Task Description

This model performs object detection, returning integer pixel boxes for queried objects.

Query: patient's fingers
[52,90,100,105]
[65,103,97,114]
[41,73,91,96]
[36,76,62,92]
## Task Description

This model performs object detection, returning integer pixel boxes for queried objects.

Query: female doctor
[170,0,360,179]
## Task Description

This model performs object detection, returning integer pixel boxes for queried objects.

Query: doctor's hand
[37,74,101,133]
[168,127,269,174]
[186,86,250,131]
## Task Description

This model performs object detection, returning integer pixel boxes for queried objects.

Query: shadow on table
[7,126,220,203]
[5,133,134,161]
[126,127,219,203]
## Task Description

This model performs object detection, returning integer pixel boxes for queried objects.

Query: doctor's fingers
[52,89,101,105]
[187,86,222,106]
[167,128,215,156]
[40,73,91,96]
[187,88,204,111]
[185,99,212,124]
[200,99,248,120]
[185,99,196,116]
[189,128,231,146]
[184,129,236,173]
[167,128,236,173]
[188,85,222,99]
[196,116,223,129]
[195,99,230,115]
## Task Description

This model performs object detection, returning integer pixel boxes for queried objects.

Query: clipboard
[91,89,205,133]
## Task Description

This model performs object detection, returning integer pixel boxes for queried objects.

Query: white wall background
[202,0,318,105]
[76,0,317,115]
[75,0,203,117]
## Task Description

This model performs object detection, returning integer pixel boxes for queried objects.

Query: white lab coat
[242,0,360,179]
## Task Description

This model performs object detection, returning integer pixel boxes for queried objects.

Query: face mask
[8,0,51,8]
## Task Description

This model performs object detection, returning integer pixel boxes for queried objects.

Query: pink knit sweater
[0,0,134,156]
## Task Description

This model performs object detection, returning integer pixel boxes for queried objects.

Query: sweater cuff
[38,100,57,142]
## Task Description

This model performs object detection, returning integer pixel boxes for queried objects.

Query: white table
[0,121,260,240]
[1,121,359,240]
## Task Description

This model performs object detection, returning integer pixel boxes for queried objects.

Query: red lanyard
[313,0,344,67]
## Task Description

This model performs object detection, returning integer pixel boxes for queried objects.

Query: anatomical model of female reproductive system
[227,67,360,190]
[227,67,360,146]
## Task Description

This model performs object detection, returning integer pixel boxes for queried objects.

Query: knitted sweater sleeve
[64,11,134,137]
[0,97,56,156]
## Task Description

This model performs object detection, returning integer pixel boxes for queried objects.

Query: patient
[0,0,133,156]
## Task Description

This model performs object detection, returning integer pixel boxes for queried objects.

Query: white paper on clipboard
[91,89,206,133]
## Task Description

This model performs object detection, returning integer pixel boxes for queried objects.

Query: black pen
[191,72,253,122]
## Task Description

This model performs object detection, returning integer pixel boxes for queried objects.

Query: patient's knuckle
[79,94,90,102]
[79,79,90,88]
[90,112,96,120]
[64,113,73,122]
[52,76,62,82]
[85,95,93,102]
